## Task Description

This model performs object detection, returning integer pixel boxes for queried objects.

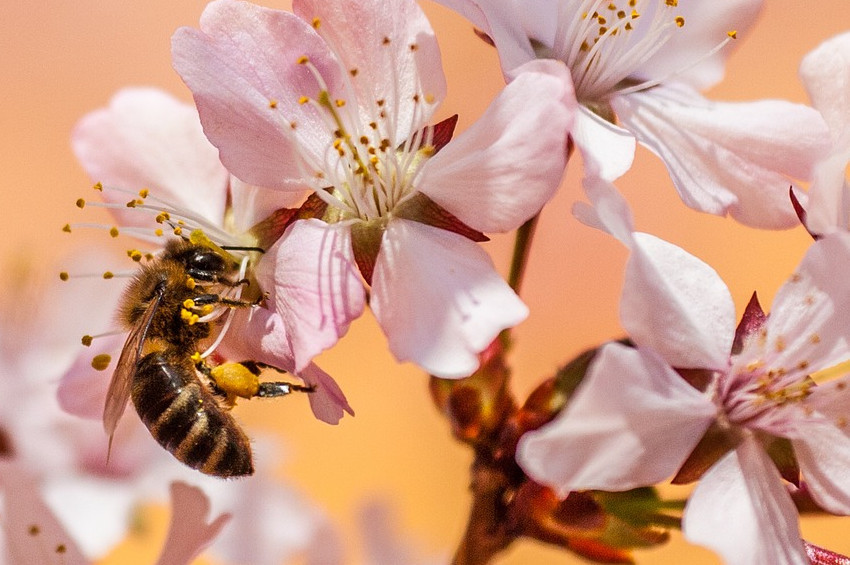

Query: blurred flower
[518,178,850,564]
[171,0,575,378]
[799,32,850,236]
[63,86,352,425]
[436,0,830,228]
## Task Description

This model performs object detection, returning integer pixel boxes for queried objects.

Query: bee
[104,232,313,477]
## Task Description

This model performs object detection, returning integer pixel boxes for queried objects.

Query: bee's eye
[186,250,226,281]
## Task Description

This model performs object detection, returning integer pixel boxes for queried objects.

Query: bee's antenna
[220,245,265,254]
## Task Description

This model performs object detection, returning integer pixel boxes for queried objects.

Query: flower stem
[507,213,540,295]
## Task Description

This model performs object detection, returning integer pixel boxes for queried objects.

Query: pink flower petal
[229,177,307,235]
[791,416,850,515]
[517,343,715,496]
[155,482,230,565]
[683,435,807,565]
[572,107,636,182]
[635,0,763,91]
[293,0,446,142]
[371,219,527,378]
[299,363,354,424]
[572,176,635,246]
[172,0,344,190]
[71,87,228,228]
[622,233,736,370]
[57,334,124,420]
[612,83,830,228]
[0,462,89,565]
[420,59,574,233]
[257,219,365,372]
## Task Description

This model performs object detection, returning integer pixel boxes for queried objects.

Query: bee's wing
[103,286,163,438]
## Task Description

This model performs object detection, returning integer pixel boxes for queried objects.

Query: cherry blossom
[171,0,575,378]
[435,0,830,228]
[799,32,850,235]
[518,178,850,564]
[62,86,352,425]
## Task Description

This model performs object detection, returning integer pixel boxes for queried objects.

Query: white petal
[763,233,850,376]
[572,175,635,246]
[517,343,715,496]
[420,59,574,233]
[613,84,830,229]
[799,31,850,137]
[805,152,850,236]
[684,435,808,565]
[572,107,636,181]
[622,233,735,370]
[71,87,228,228]
[371,219,527,378]
[229,177,307,235]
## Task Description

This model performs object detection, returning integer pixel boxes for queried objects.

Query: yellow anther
[811,333,821,344]
[425,93,435,104]
[62,224,72,233]
[127,249,143,262]
[335,99,346,107]
[173,226,183,236]
[181,309,199,325]
[727,30,738,39]
[382,37,391,45]
[289,121,297,129]
[297,55,309,65]
[154,228,164,237]
[93,182,103,191]
[59,272,69,281]
[138,188,149,198]
[91,354,112,371]
[126,199,137,208]
[350,68,359,77]
[675,16,685,27]
[666,0,678,6]
[76,198,86,209]
[269,99,278,109]
[201,304,215,315]
[155,211,170,223]
[298,96,309,105]
[376,99,385,107]
[81,335,93,347]
[409,43,419,51]
[190,351,202,363]
[103,271,114,279]
[631,9,639,18]
[183,299,196,309]
[311,17,321,29]
[185,277,196,290]
[109,226,120,238]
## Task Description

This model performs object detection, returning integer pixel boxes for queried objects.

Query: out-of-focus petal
[0,462,89,565]
[420,59,574,233]
[172,0,343,190]
[635,0,763,90]
[371,219,527,378]
[573,176,635,246]
[517,343,714,496]
[71,87,228,228]
[57,334,124,420]
[155,482,230,565]
[613,84,830,229]
[761,233,850,376]
[571,107,636,181]
[293,0,445,141]
[229,177,307,235]
[622,233,735,370]
[683,435,808,565]
[805,152,850,236]
[256,219,365,372]
[299,362,354,424]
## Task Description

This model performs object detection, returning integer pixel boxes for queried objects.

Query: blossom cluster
[8,0,850,563]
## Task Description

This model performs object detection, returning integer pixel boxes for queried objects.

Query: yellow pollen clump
[190,351,202,363]
[335,99,346,107]
[109,226,120,238]
[183,299,196,309]
[201,304,214,315]
[102,271,114,279]
[311,17,320,29]
[185,277,196,290]
[675,16,685,27]
[76,198,86,209]
[138,188,149,198]
[298,96,309,105]
[154,228,164,237]
[59,272,69,281]
[269,99,278,109]
[62,224,71,233]
[666,0,678,6]
[296,55,309,65]
[81,335,93,346]
[727,30,738,39]
[91,354,112,371]
[93,182,103,191]
[181,309,199,325]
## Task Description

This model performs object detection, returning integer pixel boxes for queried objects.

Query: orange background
[2,1,850,563]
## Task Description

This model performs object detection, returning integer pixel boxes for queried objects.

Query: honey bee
[104,232,313,477]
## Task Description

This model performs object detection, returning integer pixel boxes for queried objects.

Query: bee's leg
[192,293,260,308]
[256,381,316,397]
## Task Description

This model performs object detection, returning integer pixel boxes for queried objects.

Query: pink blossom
[171,0,575,377]
[64,86,352,424]
[436,0,830,228]
[799,32,850,235]
[520,178,850,563]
